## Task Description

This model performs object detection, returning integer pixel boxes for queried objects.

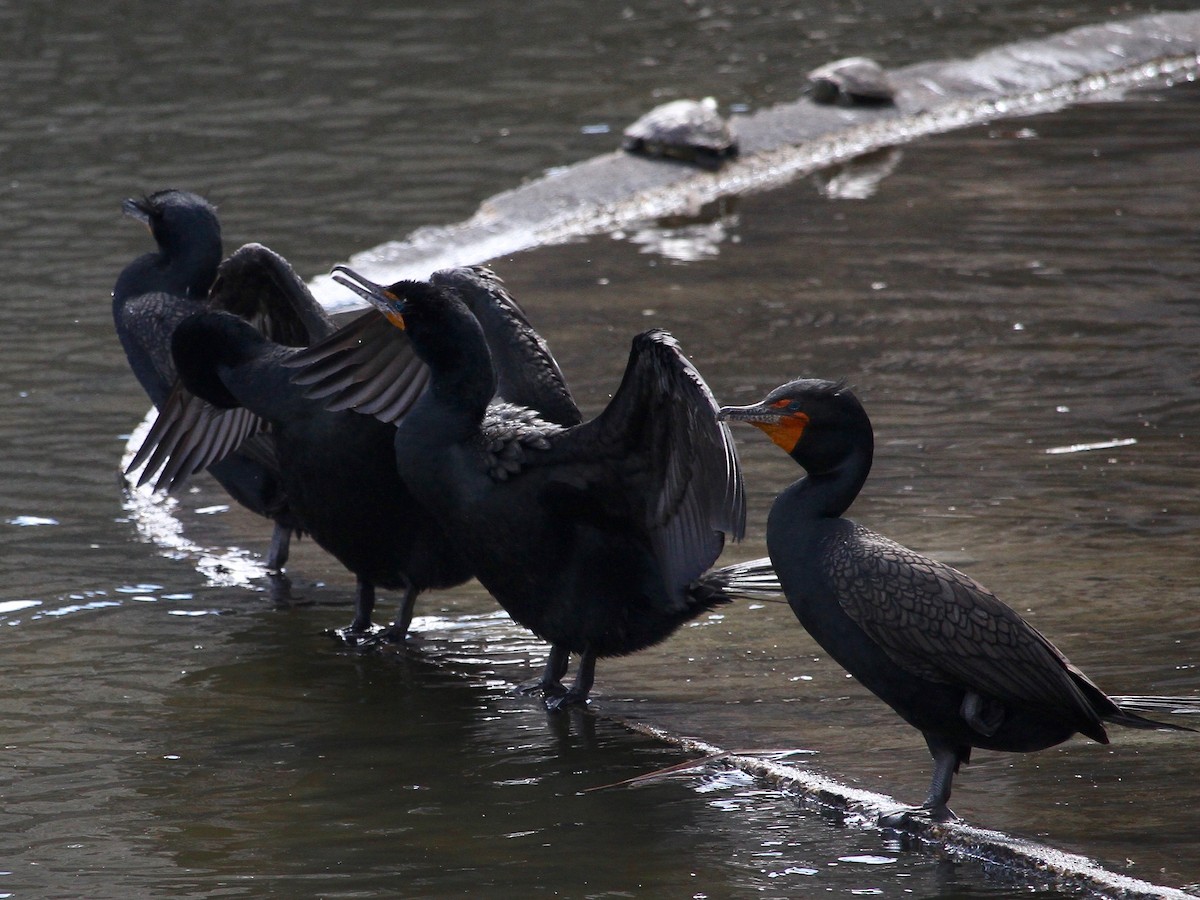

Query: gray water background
[2,1,1199,896]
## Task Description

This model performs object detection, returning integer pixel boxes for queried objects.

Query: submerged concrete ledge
[309,9,1200,310]
[610,718,1195,900]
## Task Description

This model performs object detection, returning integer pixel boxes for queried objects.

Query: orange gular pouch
[752,410,808,454]
[376,289,407,330]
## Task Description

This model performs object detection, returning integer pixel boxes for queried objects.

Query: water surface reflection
[2,0,1199,896]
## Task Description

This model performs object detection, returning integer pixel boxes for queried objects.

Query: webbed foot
[878,803,956,828]
[542,650,596,712]
[518,645,571,698]
[326,622,386,646]
[517,678,567,698]
[333,579,380,646]
[266,572,294,605]
[373,621,415,645]
[544,688,590,712]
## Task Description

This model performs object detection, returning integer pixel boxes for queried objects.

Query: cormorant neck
[408,302,498,431]
[166,233,222,299]
[428,351,496,424]
[790,435,873,520]
[114,234,221,303]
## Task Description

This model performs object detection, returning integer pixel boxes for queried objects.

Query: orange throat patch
[752,412,808,454]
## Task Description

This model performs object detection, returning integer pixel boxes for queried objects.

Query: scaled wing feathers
[827,527,1103,727]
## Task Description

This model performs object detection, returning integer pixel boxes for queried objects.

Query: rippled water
[2,0,1199,896]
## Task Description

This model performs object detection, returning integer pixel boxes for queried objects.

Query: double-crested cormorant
[114,190,331,570]
[326,268,747,708]
[136,266,581,641]
[719,378,1191,821]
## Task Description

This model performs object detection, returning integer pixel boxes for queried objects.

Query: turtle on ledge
[621,97,738,170]
[806,57,895,106]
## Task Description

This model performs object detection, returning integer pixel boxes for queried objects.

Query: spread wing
[544,329,746,593]
[209,243,334,345]
[827,524,1104,729]
[127,382,268,492]
[283,311,431,423]
[432,267,580,427]
[126,243,329,492]
[285,266,579,428]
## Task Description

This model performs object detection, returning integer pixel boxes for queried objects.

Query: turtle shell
[806,57,895,106]
[621,97,738,170]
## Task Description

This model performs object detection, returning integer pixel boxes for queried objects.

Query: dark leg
[378,578,417,643]
[349,578,376,633]
[266,523,291,572]
[518,645,570,697]
[879,734,962,826]
[918,738,960,820]
[546,649,596,711]
[328,578,381,642]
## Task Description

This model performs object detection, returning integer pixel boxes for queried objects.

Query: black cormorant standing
[720,378,1190,821]
[114,190,331,570]
[327,268,747,708]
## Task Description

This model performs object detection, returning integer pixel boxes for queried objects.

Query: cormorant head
[170,311,265,409]
[332,265,497,406]
[719,378,871,474]
[331,265,439,331]
[122,189,221,259]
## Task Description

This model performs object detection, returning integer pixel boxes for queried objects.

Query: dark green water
[2,1,1199,896]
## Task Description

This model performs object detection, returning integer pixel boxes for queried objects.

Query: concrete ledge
[612,716,1197,900]
[309,10,1200,310]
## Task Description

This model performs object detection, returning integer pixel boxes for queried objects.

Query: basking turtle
[806,57,895,106]
[621,97,738,170]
